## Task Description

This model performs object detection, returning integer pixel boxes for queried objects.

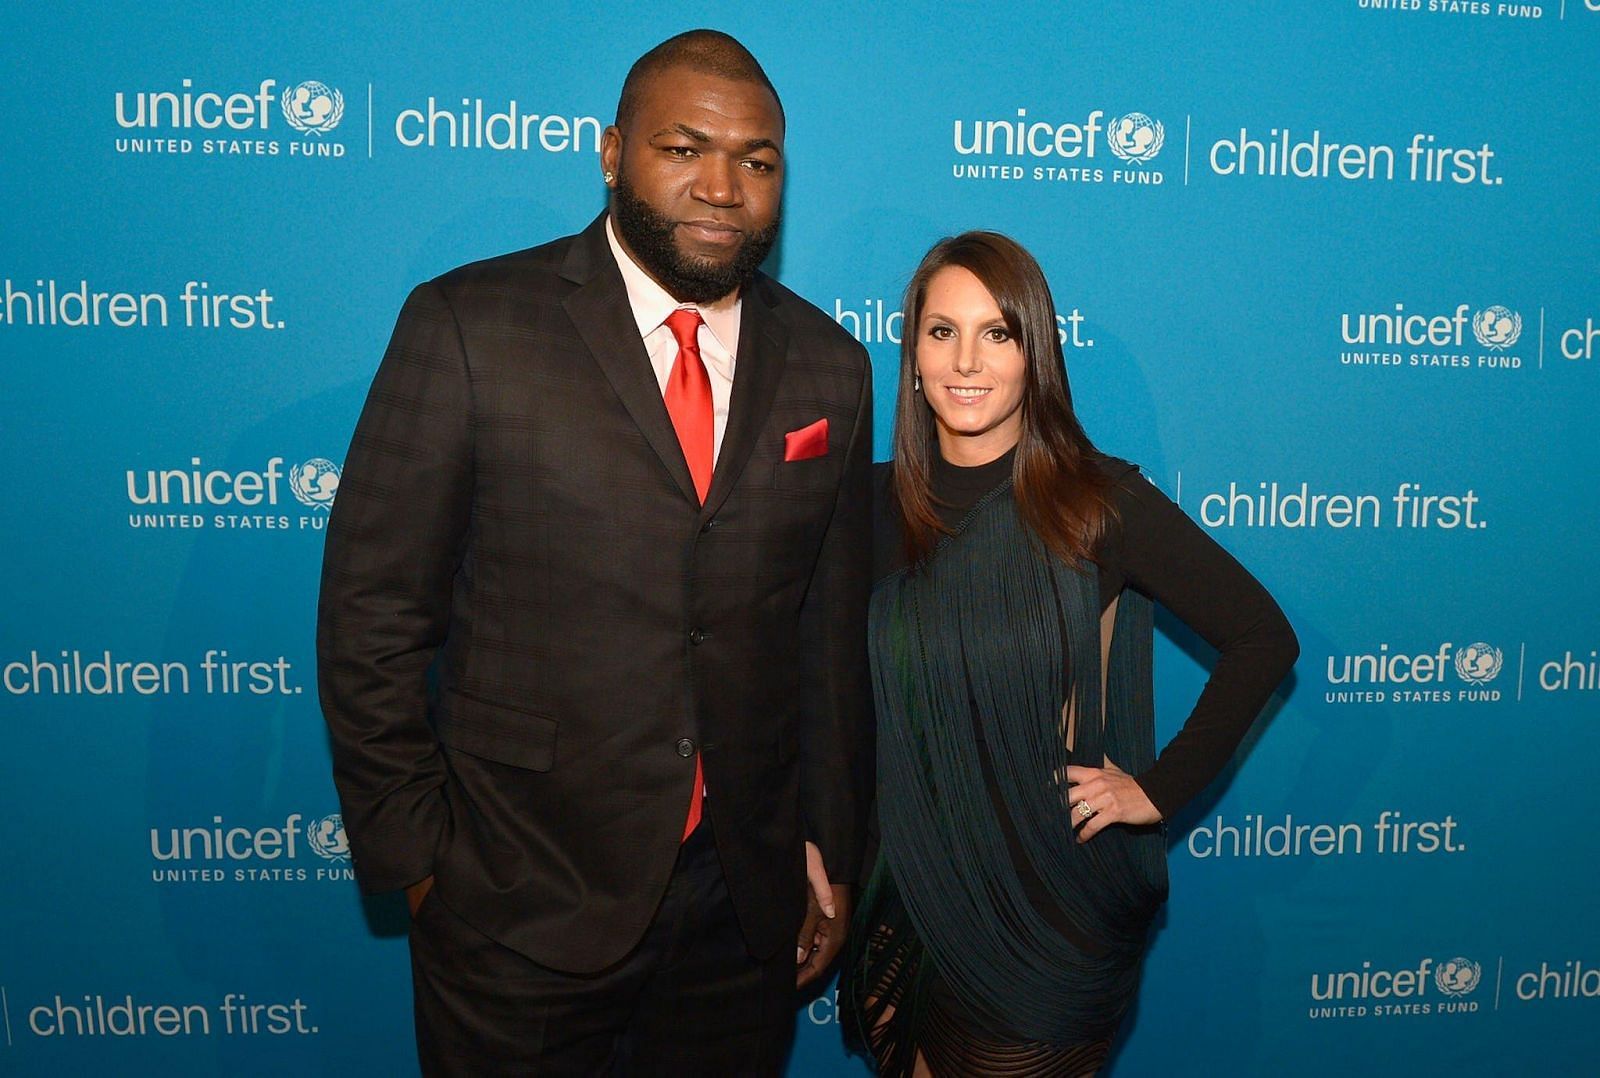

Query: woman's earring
[913,373,922,393]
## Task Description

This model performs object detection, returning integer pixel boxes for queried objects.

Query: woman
[843,232,1298,1076]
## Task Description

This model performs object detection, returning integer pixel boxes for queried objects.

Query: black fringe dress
[843,449,1299,1077]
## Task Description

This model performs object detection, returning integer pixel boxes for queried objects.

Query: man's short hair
[615,29,784,131]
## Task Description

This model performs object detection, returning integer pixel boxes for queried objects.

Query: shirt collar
[605,215,740,355]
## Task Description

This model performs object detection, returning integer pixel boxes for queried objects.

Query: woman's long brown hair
[893,231,1116,568]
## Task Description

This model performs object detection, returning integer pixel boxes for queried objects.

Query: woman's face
[914,265,1028,466]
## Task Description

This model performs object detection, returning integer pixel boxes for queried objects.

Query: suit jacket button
[701,518,718,533]
[688,628,706,646]
[676,738,695,757]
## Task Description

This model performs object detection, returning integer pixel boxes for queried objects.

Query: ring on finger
[1076,799,1095,820]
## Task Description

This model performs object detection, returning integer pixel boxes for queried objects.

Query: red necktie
[663,308,711,840]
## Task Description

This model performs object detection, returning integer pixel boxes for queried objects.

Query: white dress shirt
[605,216,741,462]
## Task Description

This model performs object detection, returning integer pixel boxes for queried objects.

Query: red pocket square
[783,418,829,462]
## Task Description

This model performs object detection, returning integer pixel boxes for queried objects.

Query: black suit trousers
[409,824,795,1077]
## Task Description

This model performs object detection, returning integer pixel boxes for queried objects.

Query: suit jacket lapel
[702,274,788,523]
[560,215,699,506]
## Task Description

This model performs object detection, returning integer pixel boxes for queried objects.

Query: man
[316,29,872,1075]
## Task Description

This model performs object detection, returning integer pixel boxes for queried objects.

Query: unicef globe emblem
[281,80,345,135]
[1453,642,1503,684]
[1435,957,1482,997]
[306,813,350,861]
[1108,112,1165,164]
[1472,306,1521,350]
[290,457,341,509]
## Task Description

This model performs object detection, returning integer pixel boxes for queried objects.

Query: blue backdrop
[3,2,1597,1074]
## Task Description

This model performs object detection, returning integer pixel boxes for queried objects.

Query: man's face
[602,67,784,303]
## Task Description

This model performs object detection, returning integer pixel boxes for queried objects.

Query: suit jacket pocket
[436,691,558,772]
[771,457,836,492]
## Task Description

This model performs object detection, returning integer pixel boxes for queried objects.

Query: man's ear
[600,126,622,186]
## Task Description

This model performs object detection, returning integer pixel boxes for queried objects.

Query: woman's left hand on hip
[1064,757,1161,842]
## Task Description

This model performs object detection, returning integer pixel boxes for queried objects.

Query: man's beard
[612,175,779,304]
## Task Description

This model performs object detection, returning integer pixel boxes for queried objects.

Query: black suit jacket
[316,214,873,973]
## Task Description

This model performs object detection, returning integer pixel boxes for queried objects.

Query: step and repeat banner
[2,2,1596,1075]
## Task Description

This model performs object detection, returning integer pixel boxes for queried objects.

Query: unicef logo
[281,80,345,135]
[305,813,350,861]
[1107,112,1165,164]
[1453,642,1503,684]
[1472,306,1521,350]
[289,458,341,509]
[1435,957,1482,997]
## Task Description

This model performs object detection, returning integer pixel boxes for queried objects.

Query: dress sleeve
[1103,468,1299,820]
